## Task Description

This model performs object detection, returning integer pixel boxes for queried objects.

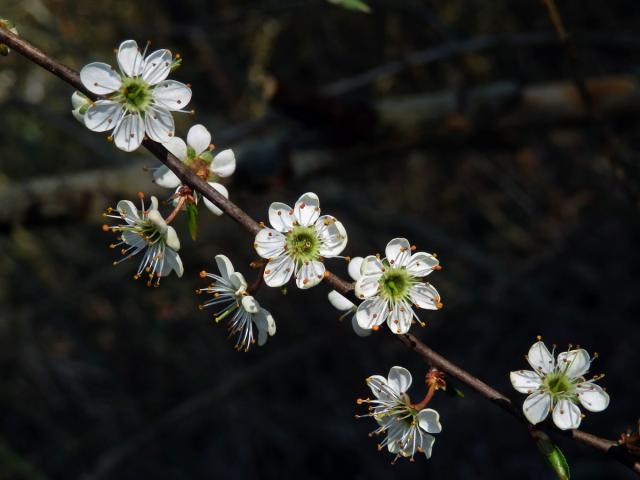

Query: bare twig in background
[1,28,638,474]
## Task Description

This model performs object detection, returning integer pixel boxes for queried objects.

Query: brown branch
[1,28,638,474]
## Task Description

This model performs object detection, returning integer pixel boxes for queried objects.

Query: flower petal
[84,100,123,132]
[552,399,582,430]
[406,251,439,277]
[347,256,364,281]
[409,282,440,310]
[116,200,140,224]
[163,136,188,161]
[254,308,276,346]
[113,113,144,152]
[161,247,183,277]
[141,49,172,85]
[523,391,552,425]
[387,366,412,394]
[327,290,354,311]
[367,375,395,402]
[418,408,442,434]
[117,40,144,77]
[293,192,320,227]
[203,182,228,216]
[187,124,211,155]
[152,165,181,189]
[80,62,121,94]
[295,260,325,289]
[351,316,372,337]
[417,433,436,459]
[576,383,609,412]
[360,255,384,277]
[510,370,543,394]
[241,295,260,314]
[268,202,294,233]
[315,216,348,257]
[214,254,235,282]
[164,225,180,251]
[556,349,591,380]
[144,106,174,143]
[356,297,388,329]
[263,254,294,287]
[254,228,286,259]
[387,300,413,334]
[527,341,555,374]
[152,80,192,111]
[211,149,236,177]
[230,272,247,292]
[385,238,412,267]
[354,274,380,299]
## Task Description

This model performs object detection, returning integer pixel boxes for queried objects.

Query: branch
[1,28,638,474]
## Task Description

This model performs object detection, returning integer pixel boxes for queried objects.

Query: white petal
[113,113,145,152]
[203,183,228,216]
[71,90,89,109]
[164,225,180,251]
[417,408,442,434]
[510,370,543,394]
[84,100,123,132]
[230,272,247,292]
[409,282,440,310]
[263,254,295,287]
[355,298,389,329]
[80,62,121,94]
[417,433,436,459]
[161,247,183,278]
[141,49,172,85]
[152,80,192,111]
[327,290,354,311]
[211,149,236,178]
[214,254,235,282]
[406,251,439,277]
[347,256,364,281]
[241,295,260,314]
[295,260,325,289]
[385,238,412,267]
[527,341,555,374]
[354,274,380,300]
[117,40,144,77]
[387,366,412,394]
[268,202,294,233]
[254,228,286,259]
[367,375,395,402]
[163,136,188,161]
[144,106,174,143]
[576,383,609,412]
[315,216,348,257]
[152,165,181,189]
[552,399,582,430]
[187,124,211,155]
[557,349,591,379]
[387,300,413,334]
[360,255,384,277]
[254,308,276,346]
[293,192,320,227]
[522,391,551,425]
[351,316,372,337]
[116,200,140,224]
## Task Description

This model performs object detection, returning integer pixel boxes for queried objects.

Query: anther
[199,270,207,278]
[102,224,110,232]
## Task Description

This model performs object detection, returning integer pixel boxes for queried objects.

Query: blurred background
[1,0,640,478]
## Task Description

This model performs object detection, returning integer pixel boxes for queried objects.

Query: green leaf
[327,0,371,13]
[444,379,464,398]
[186,203,198,241]
[534,431,570,480]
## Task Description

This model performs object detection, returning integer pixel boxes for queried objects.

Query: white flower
[103,195,183,286]
[152,124,235,216]
[357,366,442,462]
[80,39,191,152]
[354,238,441,334]
[510,340,610,430]
[198,255,276,351]
[253,192,347,289]
[327,256,370,337]
[71,91,92,123]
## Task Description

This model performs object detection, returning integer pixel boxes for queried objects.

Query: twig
[1,28,638,474]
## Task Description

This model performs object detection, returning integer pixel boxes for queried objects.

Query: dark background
[1,0,639,478]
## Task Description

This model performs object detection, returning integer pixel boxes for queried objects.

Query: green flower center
[379,268,413,302]
[116,76,152,112]
[286,225,320,263]
[186,150,216,181]
[543,372,574,398]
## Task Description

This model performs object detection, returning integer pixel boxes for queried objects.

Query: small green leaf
[327,0,371,13]
[186,203,198,241]
[534,431,570,480]
[444,379,464,398]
